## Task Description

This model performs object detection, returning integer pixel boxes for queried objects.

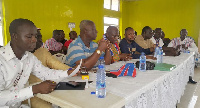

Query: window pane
[104,26,109,34]
[111,0,119,11]
[104,17,119,25]
[104,0,110,9]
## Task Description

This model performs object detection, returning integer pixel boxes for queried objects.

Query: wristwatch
[96,50,101,55]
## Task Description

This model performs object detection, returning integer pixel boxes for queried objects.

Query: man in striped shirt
[66,20,111,70]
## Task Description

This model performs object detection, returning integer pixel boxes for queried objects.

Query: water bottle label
[98,82,106,89]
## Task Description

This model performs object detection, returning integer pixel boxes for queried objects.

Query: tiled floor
[177,66,200,108]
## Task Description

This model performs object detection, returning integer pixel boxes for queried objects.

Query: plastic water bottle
[154,45,159,58]
[139,52,146,72]
[96,57,106,98]
[157,47,163,63]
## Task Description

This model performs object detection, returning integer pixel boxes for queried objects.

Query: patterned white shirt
[168,37,198,53]
[43,38,63,51]
[150,37,164,47]
[0,42,68,108]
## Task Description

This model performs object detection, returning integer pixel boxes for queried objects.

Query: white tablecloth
[88,52,195,108]
[37,52,195,108]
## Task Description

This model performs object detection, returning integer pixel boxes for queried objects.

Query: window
[104,0,120,11]
[104,17,119,33]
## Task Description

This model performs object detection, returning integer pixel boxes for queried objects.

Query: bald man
[103,26,132,63]
[66,20,111,70]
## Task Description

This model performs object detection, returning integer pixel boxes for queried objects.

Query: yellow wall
[122,0,200,44]
[2,0,121,44]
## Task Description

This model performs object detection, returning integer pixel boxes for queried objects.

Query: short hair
[155,28,162,32]
[142,26,151,34]
[180,29,187,34]
[9,18,35,36]
[69,31,76,36]
[79,20,93,30]
[125,27,133,34]
[53,30,61,36]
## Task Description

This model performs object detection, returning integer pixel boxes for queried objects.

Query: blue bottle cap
[100,56,104,59]
[98,65,104,69]
[91,91,96,94]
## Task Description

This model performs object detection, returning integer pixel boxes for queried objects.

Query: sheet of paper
[68,59,82,77]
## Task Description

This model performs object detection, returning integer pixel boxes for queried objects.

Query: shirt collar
[77,35,93,49]
[0,41,29,61]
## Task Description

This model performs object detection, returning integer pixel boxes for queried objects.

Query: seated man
[60,30,67,45]
[152,28,178,56]
[64,31,77,49]
[0,18,76,107]
[168,29,198,84]
[161,31,171,47]
[66,20,111,70]
[103,26,132,63]
[43,30,65,55]
[29,29,72,108]
[119,27,154,59]
[135,26,155,49]
[150,28,164,47]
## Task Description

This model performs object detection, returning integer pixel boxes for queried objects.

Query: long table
[36,52,195,108]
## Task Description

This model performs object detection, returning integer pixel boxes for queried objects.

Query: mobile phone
[66,81,81,87]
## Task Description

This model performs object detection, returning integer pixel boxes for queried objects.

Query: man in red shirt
[64,31,77,49]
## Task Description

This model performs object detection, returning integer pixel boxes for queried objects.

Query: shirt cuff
[19,86,34,100]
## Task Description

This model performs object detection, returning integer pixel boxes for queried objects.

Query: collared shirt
[135,35,154,49]
[150,37,164,47]
[119,38,152,59]
[43,38,63,51]
[0,42,68,107]
[168,37,198,53]
[66,36,102,67]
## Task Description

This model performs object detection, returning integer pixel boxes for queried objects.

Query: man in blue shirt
[119,27,154,59]
[66,20,111,70]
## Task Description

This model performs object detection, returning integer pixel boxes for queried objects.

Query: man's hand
[105,40,112,50]
[32,80,57,94]
[150,47,155,52]
[181,44,188,50]
[119,53,132,61]
[146,55,156,60]
[98,39,109,52]
[176,45,181,50]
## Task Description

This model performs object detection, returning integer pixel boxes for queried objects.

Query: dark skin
[125,28,155,59]
[10,23,74,94]
[69,31,78,40]
[75,21,111,71]
[154,28,162,40]
[154,29,180,56]
[50,31,65,55]
[142,28,154,40]
[106,26,132,61]
[179,29,188,49]
[31,30,43,53]
[142,28,155,52]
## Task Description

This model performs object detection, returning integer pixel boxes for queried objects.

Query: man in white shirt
[150,28,164,47]
[168,29,198,53]
[168,29,198,84]
[0,18,75,107]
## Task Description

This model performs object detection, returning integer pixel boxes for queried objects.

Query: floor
[177,66,200,108]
